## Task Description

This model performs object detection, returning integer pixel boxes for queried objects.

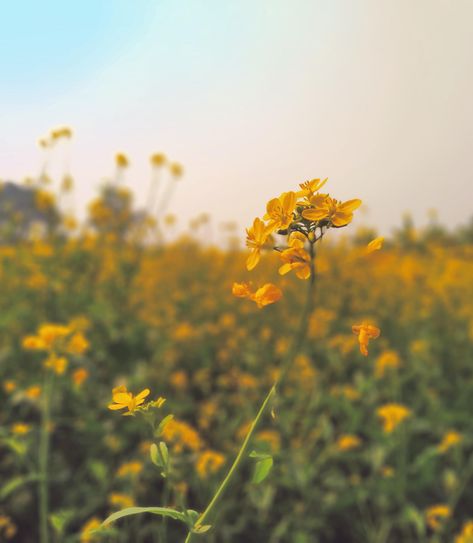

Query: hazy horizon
[1,0,473,234]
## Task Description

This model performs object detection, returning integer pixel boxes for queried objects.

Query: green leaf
[249,450,271,460]
[158,442,169,467]
[150,443,161,467]
[155,414,174,437]
[49,510,75,535]
[103,507,186,526]
[0,474,39,500]
[252,456,273,484]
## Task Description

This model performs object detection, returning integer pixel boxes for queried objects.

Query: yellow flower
[3,380,16,393]
[256,430,281,452]
[232,282,282,308]
[278,234,311,279]
[253,283,283,308]
[108,386,150,414]
[115,153,129,168]
[25,385,42,400]
[302,196,362,227]
[162,419,203,453]
[264,191,297,232]
[374,350,400,378]
[196,450,226,479]
[169,162,183,177]
[366,236,384,254]
[0,515,17,539]
[22,335,47,350]
[297,178,328,198]
[352,323,381,356]
[150,153,166,166]
[73,368,89,386]
[425,504,451,531]
[38,324,72,349]
[245,217,272,271]
[438,430,463,453]
[11,423,31,435]
[377,403,411,433]
[455,521,473,543]
[336,434,361,451]
[116,461,144,478]
[80,517,101,542]
[381,466,395,478]
[44,354,68,375]
[109,493,135,509]
[67,332,89,355]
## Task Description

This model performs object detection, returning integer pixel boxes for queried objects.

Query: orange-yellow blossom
[279,233,311,279]
[377,403,411,433]
[232,282,282,308]
[108,386,150,414]
[352,323,380,356]
[302,195,362,227]
[245,217,272,271]
[264,191,296,232]
[366,236,384,254]
[297,178,328,198]
[425,504,451,531]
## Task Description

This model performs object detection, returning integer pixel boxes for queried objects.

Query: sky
[1,0,473,235]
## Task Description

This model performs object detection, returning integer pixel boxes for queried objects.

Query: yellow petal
[135,389,151,402]
[246,250,260,271]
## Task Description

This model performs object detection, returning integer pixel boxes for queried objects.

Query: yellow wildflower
[352,323,381,356]
[374,350,400,378]
[25,385,42,400]
[108,386,151,414]
[109,493,135,509]
[44,354,68,375]
[455,521,473,543]
[116,461,143,478]
[11,423,31,435]
[232,282,282,308]
[150,153,166,166]
[169,162,183,177]
[302,196,361,227]
[245,217,272,271]
[377,403,411,433]
[425,504,451,531]
[66,332,89,355]
[366,236,384,254]
[264,191,296,232]
[0,515,16,539]
[278,233,311,279]
[438,430,463,453]
[115,153,129,168]
[196,450,226,479]
[73,368,89,386]
[80,517,101,542]
[3,380,16,393]
[297,178,328,198]
[336,434,361,451]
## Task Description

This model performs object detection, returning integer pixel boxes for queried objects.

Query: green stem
[184,242,316,542]
[39,371,53,543]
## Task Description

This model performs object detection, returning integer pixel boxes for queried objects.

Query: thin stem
[184,241,316,542]
[39,371,53,543]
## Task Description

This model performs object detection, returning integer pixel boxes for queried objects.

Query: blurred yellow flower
[377,403,411,433]
[366,236,384,254]
[11,423,31,435]
[73,368,89,387]
[336,434,361,451]
[109,493,135,509]
[115,153,129,168]
[352,323,381,356]
[438,430,463,453]
[80,517,101,542]
[455,521,473,543]
[196,450,226,478]
[232,282,282,308]
[425,504,451,531]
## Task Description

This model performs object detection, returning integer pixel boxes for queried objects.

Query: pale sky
[1,0,472,234]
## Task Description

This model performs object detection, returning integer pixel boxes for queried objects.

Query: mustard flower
[108,386,150,414]
[352,323,381,356]
[377,403,411,433]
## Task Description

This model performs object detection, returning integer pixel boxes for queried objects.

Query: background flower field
[1,177,473,542]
